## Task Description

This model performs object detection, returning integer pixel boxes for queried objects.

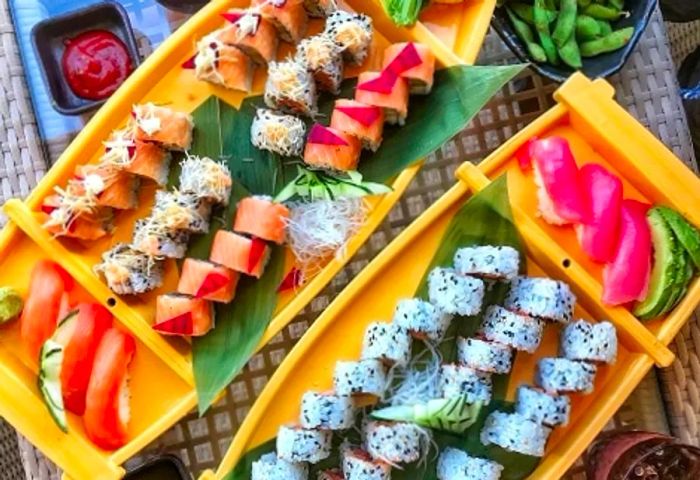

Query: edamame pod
[534,0,560,64]
[575,15,602,41]
[584,3,624,20]
[577,0,592,7]
[552,0,578,47]
[580,26,634,56]
[511,2,557,24]
[558,34,583,68]
[507,6,548,63]
[608,0,624,10]
[597,19,613,35]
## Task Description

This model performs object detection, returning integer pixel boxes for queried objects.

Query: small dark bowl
[31,1,141,115]
[492,0,657,82]
[156,0,210,13]
[124,454,191,479]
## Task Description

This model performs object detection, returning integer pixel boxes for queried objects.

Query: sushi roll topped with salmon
[251,108,307,157]
[303,124,362,171]
[102,128,171,186]
[295,35,344,94]
[265,59,318,117]
[194,32,254,92]
[75,163,140,211]
[303,0,336,18]
[324,11,373,65]
[252,0,308,44]
[132,103,194,151]
[233,196,290,245]
[41,189,114,241]
[218,10,278,66]
[330,99,384,152]
[154,293,214,337]
[383,42,436,95]
[355,71,410,126]
[179,155,233,206]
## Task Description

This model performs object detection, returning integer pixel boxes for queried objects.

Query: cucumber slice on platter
[658,252,695,316]
[656,206,700,270]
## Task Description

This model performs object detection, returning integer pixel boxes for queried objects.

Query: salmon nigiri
[210,230,270,278]
[303,124,362,171]
[178,259,239,303]
[234,196,290,245]
[330,99,384,151]
[219,10,278,65]
[154,293,213,337]
[383,42,436,95]
[355,71,410,126]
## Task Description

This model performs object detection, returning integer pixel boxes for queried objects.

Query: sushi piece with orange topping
[132,103,194,151]
[233,196,290,245]
[154,293,213,337]
[210,230,270,278]
[252,0,308,44]
[295,34,344,94]
[330,99,384,151]
[324,11,372,65]
[303,124,361,171]
[355,71,410,126]
[102,128,171,186]
[383,42,436,95]
[177,258,239,303]
[303,0,336,17]
[264,59,318,117]
[75,163,140,211]
[219,10,278,66]
[194,32,254,93]
[41,193,114,241]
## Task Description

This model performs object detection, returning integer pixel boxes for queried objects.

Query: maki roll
[330,99,384,151]
[179,155,233,206]
[480,411,552,457]
[132,216,190,259]
[194,32,254,92]
[300,391,355,430]
[453,245,520,281]
[504,276,575,323]
[296,35,344,94]
[210,230,270,278]
[342,447,391,480]
[252,0,308,44]
[303,124,362,171]
[177,258,239,303]
[535,357,597,394]
[277,425,332,464]
[383,42,436,95]
[317,469,344,480]
[364,421,426,464]
[438,364,492,403]
[361,321,412,367]
[75,163,140,211]
[265,60,317,117]
[94,243,164,295]
[233,196,290,245]
[480,305,543,353]
[456,337,513,375]
[219,10,278,65]
[152,190,212,234]
[304,0,336,17]
[251,108,307,157]
[355,71,409,126]
[437,447,504,480]
[560,320,617,364]
[515,385,571,427]
[102,128,171,186]
[154,293,214,336]
[333,359,387,397]
[252,452,308,480]
[324,11,373,65]
[393,298,452,343]
[132,103,194,151]
[428,267,485,316]
[41,200,114,241]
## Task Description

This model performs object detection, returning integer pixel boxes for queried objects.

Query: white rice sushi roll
[428,267,485,316]
[265,60,318,118]
[393,298,452,343]
[252,452,308,480]
[251,108,307,157]
[480,305,543,353]
[535,357,597,394]
[560,320,617,364]
[515,385,571,427]
[95,243,164,295]
[437,447,504,480]
[480,411,552,457]
[504,276,575,323]
[334,359,387,397]
[361,321,412,367]
[323,11,373,65]
[457,337,513,375]
[152,190,212,234]
[364,421,426,464]
[277,425,332,464]
[438,364,492,403]
[300,391,355,430]
[296,35,344,94]
[179,155,233,206]
[317,469,344,480]
[342,447,391,480]
[453,245,520,281]
[132,217,190,259]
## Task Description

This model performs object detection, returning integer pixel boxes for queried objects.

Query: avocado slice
[657,206,700,270]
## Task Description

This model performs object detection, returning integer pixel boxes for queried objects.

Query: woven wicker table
[0,1,699,479]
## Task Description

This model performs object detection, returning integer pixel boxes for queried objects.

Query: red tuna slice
[277,267,303,292]
[153,311,194,335]
[515,136,538,171]
[181,55,197,69]
[384,43,423,76]
[356,69,399,94]
[531,136,590,225]
[221,11,245,23]
[602,199,652,306]
[308,124,349,146]
[335,104,382,127]
[576,164,623,263]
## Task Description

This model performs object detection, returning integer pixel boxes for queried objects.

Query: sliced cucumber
[657,206,700,270]
[659,254,695,316]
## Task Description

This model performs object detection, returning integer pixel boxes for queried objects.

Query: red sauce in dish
[61,30,134,100]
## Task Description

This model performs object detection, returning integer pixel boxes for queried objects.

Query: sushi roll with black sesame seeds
[323,11,373,65]
[304,0,336,18]
[94,243,164,295]
[437,447,504,480]
[438,364,492,403]
[480,411,552,457]
[251,108,307,157]
[456,337,513,375]
[504,276,575,323]
[132,216,190,259]
[265,60,318,118]
[361,321,412,367]
[428,267,485,316]
[277,425,332,464]
[179,155,233,206]
[300,391,355,430]
[515,385,571,427]
[333,359,387,397]
[453,245,520,281]
[364,421,426,464]
[393,298,452,343]
[560,320,617,364]
[535,357,597,394]
[296,35,344,94]
[252,452,309,480]
[479,305,544,353]
[317,469,344,480]
[342,446,391,480]
[152,190,212,234]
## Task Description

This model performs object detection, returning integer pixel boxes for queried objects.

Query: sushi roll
[102,128,171,186]
[265,60,317,117]
[304,0,336,17]
[296,35,344,94]
[179,155,233,206]
[251,108,307,157]
[393,298,452,343]
[330,99,384,151]
[342,447,391,480]
[94,243,164,295]
[317,469,343,480]
[456,337,513,375]
[154,293,214,336]
[438,364,492,403]
[535,357,597,394]
[364,421,426,464]
[210,230,270,278]
[218,10,278,65]
[300,391,355,430]
[324,11,373,65]
[41,189,114,241]
[132,103,194,151]
[361,321,412,367]
[277,425,332,464]
[75,163,140,211]
[383,42,436,95]
[303,124,362,171]
[428,267,485,316]
[252,452,308,480]
[333,359,387,397]
[515,385,571,427]
[132,216,190,259]
[194,32,254,92]
[355,71,409,126]
[177,258,239,303]
[480,305,543,353]
[453,245,520,281]
[252,0,308,44]
[480,411,552,457]
[233,196,290,245]
[560,320,617,364]
[437,447,504,480]
[504,276,576,324]
[152,190,212,234]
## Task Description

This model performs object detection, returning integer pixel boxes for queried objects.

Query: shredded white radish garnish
[386,347,442,407]
[132,104,162,135]
[180,155,232,202]
[268,61,310,105]
[102,128,136,167]
[236,12,260,37]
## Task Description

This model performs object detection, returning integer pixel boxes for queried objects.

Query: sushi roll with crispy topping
[453,245,520,281]
[296,35,344,94]
[504,276,575,323]
[94,243,164,295]
[194,32,254,92]
[177,259,239,303]
[265,60,318,117]
[251,108,307,157]
[132,103,194,151]
[456,337,513,375]
[218,10,278,65]
[233,196,290,244]
[536,357,596,394]
[210,230,270,278]
[355,71,409,126]
[300,391,355,430]
[480,411,551,457]
[324,11,372,65]
[303,0,336,18]
[438,364,492,403]
[75,163,140,211]
[393,298,452,343]
[437,447,504,480]
[480,305,543,353]
[277,425,332,464]
[342,447,391,480]
[152,190,212,234]
[102,128,171,186]
[361,321,412,367]
[330,99,384,151]
[132,216,191,259]
[154,293,214,336]
[560,320,617,364]
[303,124,362,171]
[41,183,115,240]
[515,385,571,427]
[364,421,426,464]
[334,359,387,397]
[383,42,436,95]
[428,267,485,316]
[253,0,308,43]
[252,452,308,480]
[179,155,232,206]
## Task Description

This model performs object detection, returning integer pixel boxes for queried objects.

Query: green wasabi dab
[0,287,23,323]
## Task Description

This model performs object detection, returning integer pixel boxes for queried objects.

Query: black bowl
[492,0,657,82]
